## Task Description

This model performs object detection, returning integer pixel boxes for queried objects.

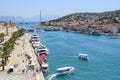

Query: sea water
[16,23,120,80]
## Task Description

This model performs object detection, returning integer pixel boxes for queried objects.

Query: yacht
[31,34,40,48]
[31,34,40,42]
[41,62,49,73]
[35,44,50,55]
[37,48,49,55]
[32,40,40,48]
[78,53,89,60]
[56,66,74,75]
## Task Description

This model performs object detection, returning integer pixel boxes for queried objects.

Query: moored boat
[31,34,40,48]
[35,44,50,55]
[56,66,74,75]
[38,53,47,64]
[41,62,49,73]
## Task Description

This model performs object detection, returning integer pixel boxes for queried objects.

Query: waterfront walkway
[2,33,45,80]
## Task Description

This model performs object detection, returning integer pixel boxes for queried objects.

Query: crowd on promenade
[5,33,44,80]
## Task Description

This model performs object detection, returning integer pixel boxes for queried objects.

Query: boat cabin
[79,53,89,60]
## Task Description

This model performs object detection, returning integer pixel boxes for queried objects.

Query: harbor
[0,0,120,80]
[0,22,120,80]
[12,22,120,80]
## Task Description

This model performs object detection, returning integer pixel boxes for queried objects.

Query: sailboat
[34,11,49,73]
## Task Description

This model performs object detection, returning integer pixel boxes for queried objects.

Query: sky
[0,0,120,18]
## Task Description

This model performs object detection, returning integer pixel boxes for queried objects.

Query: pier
[4,33,45,80]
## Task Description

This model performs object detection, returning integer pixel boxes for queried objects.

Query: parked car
[7,66,14,73]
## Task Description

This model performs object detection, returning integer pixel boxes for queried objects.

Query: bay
[16,23,120,80]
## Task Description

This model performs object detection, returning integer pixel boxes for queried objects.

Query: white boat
[31,34,40,48]
[41,62,49,73]
[35,44,50,55]
[56,66,74,75]
[31,34,39,39]
[32,41,40,48]
[37,48,49,55]
[78,53,89,60]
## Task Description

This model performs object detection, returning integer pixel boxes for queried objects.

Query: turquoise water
[16,23,120,80]
[40,31,120,80]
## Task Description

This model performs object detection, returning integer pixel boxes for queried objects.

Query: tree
[0,33,5,42]
[0,28,26,70]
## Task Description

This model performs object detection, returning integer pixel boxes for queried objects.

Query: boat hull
[42,68,49,73]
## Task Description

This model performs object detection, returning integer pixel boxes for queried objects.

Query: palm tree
[0,28,26,71]
[1,58,5,71]
[1,57,5,71]
[0,56,5,71]
[0,52,7,70]
[0,33,5,42]
[2,42,11,61]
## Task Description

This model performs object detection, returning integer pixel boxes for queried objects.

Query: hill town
[43,10,120,35]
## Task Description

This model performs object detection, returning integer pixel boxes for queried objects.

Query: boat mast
[40,10,41,27]
[40,10,42,43]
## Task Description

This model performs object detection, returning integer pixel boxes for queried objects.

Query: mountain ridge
[0,15,60,22]
[0,16,25,22]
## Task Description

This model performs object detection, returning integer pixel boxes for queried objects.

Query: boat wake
[46,73,58,80]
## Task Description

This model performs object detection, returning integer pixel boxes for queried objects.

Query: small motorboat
[78,53,89,60]
[56,66,74,75]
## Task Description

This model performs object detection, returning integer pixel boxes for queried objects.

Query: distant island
[42,10,120,35]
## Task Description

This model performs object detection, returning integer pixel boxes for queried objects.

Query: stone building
[0,21,18,36]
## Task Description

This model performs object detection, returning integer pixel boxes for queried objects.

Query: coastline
[5,33,45,80]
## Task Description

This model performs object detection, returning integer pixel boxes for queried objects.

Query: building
[0,21,18,36]
[104,27,119,33]
[0,21,18,43]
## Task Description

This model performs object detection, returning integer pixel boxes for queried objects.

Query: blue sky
[0,0,120,18]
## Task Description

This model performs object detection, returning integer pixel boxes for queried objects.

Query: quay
[3,33,45,80]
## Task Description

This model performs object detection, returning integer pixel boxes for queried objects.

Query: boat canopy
[79,53,88,56]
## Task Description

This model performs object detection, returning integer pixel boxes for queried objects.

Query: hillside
[44,10,120,27]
